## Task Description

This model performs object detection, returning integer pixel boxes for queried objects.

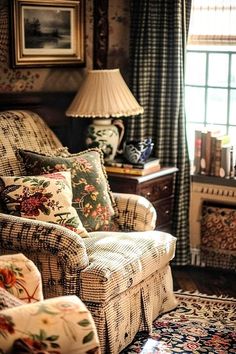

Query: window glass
[231,54,236,87]
[206,88,228,124]
[208,53,229,87]
[185,87,205,122]
[228,126,236,143]
[229,89,236,124]
[185,52,206,85]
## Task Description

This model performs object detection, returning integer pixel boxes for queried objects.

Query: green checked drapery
[127,0,192,265]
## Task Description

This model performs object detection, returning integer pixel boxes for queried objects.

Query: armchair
[0,110,178,354]
[0,253,100,354]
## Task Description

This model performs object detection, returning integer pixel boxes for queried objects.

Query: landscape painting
[11,0,85,67]
[23,7,72,52]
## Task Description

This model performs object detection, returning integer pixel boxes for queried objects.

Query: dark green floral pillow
[18,148,118,232]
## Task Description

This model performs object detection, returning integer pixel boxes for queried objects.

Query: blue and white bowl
[123,138,154,164]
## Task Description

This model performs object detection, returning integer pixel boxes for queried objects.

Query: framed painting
[10,0,85,67]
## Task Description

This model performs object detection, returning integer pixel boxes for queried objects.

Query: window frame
[185,46,236,161]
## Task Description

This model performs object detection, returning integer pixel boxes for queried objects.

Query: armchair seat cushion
[80,231,176,303]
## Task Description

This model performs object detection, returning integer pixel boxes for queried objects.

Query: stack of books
[105,157,161,176]
[193,129,235,178]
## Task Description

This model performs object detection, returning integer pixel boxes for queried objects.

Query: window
[185,0,236,162]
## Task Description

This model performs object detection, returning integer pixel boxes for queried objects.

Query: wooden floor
[172,265,236,298]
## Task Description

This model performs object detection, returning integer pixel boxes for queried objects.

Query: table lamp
[66,68,144,161]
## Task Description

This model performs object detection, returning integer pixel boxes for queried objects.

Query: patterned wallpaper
[107,1,130,80]
[0,0,129,93]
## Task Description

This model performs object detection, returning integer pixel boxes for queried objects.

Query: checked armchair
[0,110,178,354]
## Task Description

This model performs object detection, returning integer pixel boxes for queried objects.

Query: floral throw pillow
[0,171,89,238]
[18,148,118,232]
[0,253,43,305]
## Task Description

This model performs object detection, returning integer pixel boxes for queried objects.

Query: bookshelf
[192,174,236,188]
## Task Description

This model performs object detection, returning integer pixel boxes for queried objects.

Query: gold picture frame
[10,0,85,67]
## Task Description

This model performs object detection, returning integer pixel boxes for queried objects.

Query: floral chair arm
[0,295,100,354]
[0,213,89,298]
[0,253,43,304]
[113,192,157,231]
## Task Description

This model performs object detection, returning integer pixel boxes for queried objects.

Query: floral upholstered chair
[0,253,100,354]
[0,110,178,354]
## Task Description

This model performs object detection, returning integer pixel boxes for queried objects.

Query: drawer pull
[165,210,170,215]
[162,185,169,191]
[145,192,151,198]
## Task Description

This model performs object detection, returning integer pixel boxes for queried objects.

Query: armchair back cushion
[0,110,63,213]
[0,110,62,177]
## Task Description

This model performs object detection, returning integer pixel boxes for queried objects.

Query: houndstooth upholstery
[0,110,62,176]
[81,231,176,302]
[0,110,177,354]
[113,193,157,231]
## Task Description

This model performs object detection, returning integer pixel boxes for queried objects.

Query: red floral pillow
[0,171,89,238]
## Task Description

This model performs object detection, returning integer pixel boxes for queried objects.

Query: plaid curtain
[127,0,192,265]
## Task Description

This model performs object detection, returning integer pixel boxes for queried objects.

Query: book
[200,131,207,175]
[205,131,212,175]
[193,128,233,177]
[229,146,235,178]
[105,157,160,170]
[220,145,231,178]
[210,136,217,176]
[193,130,202,174]
[214,137,222,177]
[105,163,161,176]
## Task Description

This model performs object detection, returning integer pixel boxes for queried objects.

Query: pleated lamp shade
[66,69,144,118]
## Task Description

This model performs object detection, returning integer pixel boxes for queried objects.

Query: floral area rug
[122,291,236,354]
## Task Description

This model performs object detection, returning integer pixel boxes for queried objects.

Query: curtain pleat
[127,0,192,265]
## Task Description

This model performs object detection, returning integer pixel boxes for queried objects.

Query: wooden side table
[107,167,178,233]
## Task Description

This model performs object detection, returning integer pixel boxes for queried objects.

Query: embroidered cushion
[0,171,89,238]
[0,253,43,305]
[18,148,118,232]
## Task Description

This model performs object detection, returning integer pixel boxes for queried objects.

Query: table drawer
[154,198,173,226]
[140,175,173,202]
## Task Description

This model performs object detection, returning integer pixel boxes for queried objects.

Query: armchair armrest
[0,295,100,354]
[0,213,89,299]
[113,192,157,231]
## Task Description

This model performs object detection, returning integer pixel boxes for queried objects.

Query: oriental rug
[122,291,236,354]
